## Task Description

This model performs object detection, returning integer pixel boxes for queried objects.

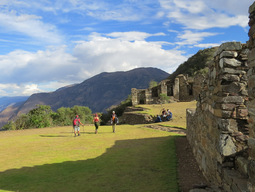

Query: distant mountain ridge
[0,67,169,127]
[0,96,29,112]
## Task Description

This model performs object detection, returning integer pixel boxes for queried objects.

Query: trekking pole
[83,125,85,133]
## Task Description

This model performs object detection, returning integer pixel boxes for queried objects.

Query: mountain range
[0,67,169,128]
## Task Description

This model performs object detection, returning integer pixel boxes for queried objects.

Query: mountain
[0,96,29,112]
[0,67,169,127]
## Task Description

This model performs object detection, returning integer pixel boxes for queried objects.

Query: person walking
[111,111,118,133]
[73,115,84,137]
[93,113,100,134]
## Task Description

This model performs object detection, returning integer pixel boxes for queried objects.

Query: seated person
[155,115,162,123]
[161,108,167,117]
[166,109,172,121]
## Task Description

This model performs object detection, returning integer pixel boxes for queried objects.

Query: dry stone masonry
[247,2,255,191]
[186,41,250,192]
[186,2,255,191]
[131,74,204,105]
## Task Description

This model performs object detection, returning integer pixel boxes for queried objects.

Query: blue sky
[0,0,251,97]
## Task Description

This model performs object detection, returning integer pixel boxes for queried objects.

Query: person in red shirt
[93,113,100,134]
[73,115,84,137]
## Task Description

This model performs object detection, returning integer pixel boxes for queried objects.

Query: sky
[0,0,252,97]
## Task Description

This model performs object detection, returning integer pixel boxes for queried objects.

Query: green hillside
[168,47,218,80]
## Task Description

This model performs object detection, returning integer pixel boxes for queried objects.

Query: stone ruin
[131,73,205,105]
[186,2,255,191]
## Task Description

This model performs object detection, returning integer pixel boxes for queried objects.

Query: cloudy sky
[0,0,251,97]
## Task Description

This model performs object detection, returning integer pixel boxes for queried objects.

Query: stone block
[221,96,244,104]
[221,103,238,110]
[248,75,255,88]
[222,82,243,95]
[248,160,255,187]
[220,68,245,75]
[219,58,242,68]
[218,119,238,133]
[237,108,249,118]
[214,42,242,57]
[247,100,255,116]
[248,48,255,62]
[222,110,232,118]
[248,59,255,68]
[220,74,240,82]
[220,51,238,58]
[219,134,236,156]
[248,138,255,160]
[236,157,249,176]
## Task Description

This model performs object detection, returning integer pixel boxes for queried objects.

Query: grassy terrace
[0,101,196,192]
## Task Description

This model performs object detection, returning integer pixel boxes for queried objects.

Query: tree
[149,80,158,88]
[159,93,169,104]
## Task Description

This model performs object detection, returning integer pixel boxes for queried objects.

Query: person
[111,111,118,133]
[93,113,100,134]
[155,115,162,123]
[161,108,167,117]
[73,115,84,137]
[166,109,173,121]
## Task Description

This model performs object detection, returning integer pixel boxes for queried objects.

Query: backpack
[73,118,79,126]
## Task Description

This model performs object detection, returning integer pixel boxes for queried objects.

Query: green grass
[136,101,197,128]
[0,124,180,192]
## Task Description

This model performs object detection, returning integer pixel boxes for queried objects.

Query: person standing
[73,115,84,137]
[93,113,100,134]
[111,111,118,133]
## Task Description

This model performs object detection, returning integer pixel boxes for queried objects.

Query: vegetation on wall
[149,80,158,88]
[2,105,93,130]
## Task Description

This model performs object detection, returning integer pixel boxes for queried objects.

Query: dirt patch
[176,136,209,192]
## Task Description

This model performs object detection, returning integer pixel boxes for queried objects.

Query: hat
[76,115,79,118]
[112,111,115,113]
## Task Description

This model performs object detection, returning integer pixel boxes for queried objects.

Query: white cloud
[159,0,249,30]
[176,30,219,45]
[0,31,189,96]
[22,84,43,95]
[0,10,63,44]
[194,43,220,48]
[106,31,165,41]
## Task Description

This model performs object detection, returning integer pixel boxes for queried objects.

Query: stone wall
[186,42,250,191]
[131,73,200,105]
[247,2,255,191]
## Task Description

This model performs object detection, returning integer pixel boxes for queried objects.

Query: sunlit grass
[136,101,197,128]
[0,124,180,192]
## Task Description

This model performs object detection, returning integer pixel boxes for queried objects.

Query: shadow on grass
[0,136,179,192]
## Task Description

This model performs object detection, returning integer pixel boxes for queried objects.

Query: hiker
[93,113,100,134]
[166,109,173,121]
[111,111,118,133]
[73,115,84,137]
[155,115,162,123]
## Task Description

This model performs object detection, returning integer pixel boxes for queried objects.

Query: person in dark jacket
[111,111,118,133]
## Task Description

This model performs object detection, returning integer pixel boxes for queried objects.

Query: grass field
[0,101,196,192]
[136,101,197,128]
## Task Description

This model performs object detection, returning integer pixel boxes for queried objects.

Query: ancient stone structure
[131,73,204,105]
[247,2,255,191]
[187,41,249,191]
[187,41,250,192]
